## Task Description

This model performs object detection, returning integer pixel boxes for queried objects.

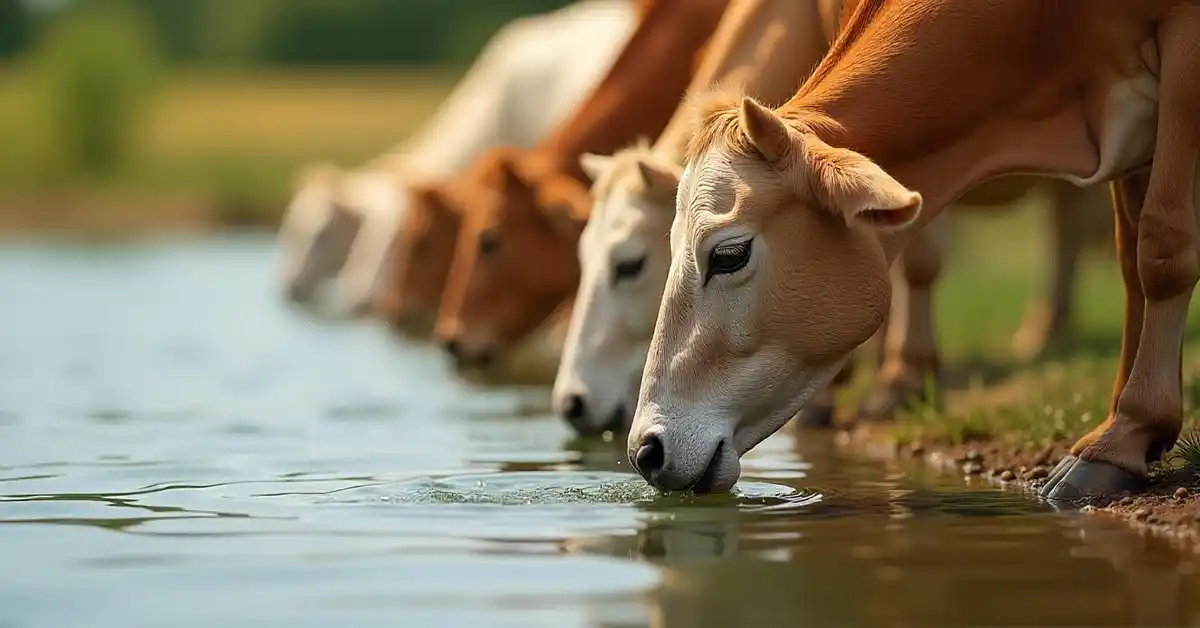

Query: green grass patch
[0,66,461,228]
[881,204,1200,462]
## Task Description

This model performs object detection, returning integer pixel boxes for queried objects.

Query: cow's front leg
[1012,181,1103,360]
[1043,12,1200,501]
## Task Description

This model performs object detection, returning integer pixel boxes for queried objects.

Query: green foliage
[196,0,577,68]
[4,0,582,68]
[1168,429,1200,474]
[26,0,162,178]
[0,0,30,57]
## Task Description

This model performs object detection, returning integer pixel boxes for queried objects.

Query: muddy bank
[836,419,1200,550]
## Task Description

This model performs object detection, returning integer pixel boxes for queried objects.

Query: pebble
[1132,508,1150,521]
[1118,496,1135,506]
[910,444,925,457]
[1080,505,1096,514]
[963,462,984,475]
[999,470,1016,482]
[1025,466,1050,480]
[965,449,984,463]
[1175,487,1190,500]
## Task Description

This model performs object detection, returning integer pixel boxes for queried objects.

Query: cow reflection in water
[556,467,1200,626]
[558,511,742,563]
[1062,513,1200,626]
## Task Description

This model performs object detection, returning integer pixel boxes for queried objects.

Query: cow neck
[531,0,731,184]
[779,0,1105,262]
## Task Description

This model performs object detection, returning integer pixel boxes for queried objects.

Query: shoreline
[834,420,1200,552]
[0,193,280,236]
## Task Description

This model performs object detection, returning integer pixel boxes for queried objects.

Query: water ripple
[325,471,818,511]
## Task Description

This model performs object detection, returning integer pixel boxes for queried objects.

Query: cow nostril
[633,435,665,475]
[476,347,495,369]
[562,394,587,422]
[442,339,461,361]
[286,282,313,303]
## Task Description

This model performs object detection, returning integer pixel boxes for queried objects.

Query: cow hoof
[857,386,929,422]
[795,403,835,429]
[1037,455,1144,503]
[1011,307,1072,362]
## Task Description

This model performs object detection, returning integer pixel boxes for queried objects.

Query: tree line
[0,0,577,67]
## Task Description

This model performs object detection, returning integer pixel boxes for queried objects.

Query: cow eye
[705,239,752,284]
[479,230,499,256]
[412,232,430,254]
[612,256,646,285]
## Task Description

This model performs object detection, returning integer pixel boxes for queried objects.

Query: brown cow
[628,0,1195,502]
[371,0,647,334]
[553,0,1115,437]
[432,0,734,369]
[818,0,1114,422]
[375,183,461,337]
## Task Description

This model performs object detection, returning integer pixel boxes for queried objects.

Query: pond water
[2,234,1200,627]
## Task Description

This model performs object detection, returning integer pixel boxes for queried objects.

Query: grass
[0,66,461,230]
[1169,430,1200,474]
[866,202,1200,474]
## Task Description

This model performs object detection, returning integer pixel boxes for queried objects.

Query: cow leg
[1012,181,1091,360]
[1043,12,1200,501]
[858,214,948,420]
[1038,173,1154,499]
[1052,37,1200,502]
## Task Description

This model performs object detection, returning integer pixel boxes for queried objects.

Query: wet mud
[836,421,1200,552]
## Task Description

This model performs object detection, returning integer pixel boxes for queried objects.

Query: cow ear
[579,153,614,182]
[294,162,340,193]
[410,184,450,216]
[634,159,681,201]
[543,200,588,240]
[494,157,530,193]
[739,97,792,164]
[802,134,922,231]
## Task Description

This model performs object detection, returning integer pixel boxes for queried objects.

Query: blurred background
[0,0,577,234]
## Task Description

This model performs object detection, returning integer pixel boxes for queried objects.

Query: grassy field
[854,203,1200,475]
[0,67,459,231]
[861,210,1200,529]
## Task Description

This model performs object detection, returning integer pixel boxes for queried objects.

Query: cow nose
[631,434,665,478]
[561,394,587,422]
[441,339,462,361]
[560,394,595,436]
[286,281,314,304]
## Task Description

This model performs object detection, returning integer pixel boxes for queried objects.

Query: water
[2,234,1199,627]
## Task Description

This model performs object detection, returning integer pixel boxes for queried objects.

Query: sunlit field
[0,67,459,230]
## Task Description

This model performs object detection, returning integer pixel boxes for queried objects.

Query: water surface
[2,235,1199,627]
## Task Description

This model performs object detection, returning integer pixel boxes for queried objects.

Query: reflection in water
[2,238,1200,627]
[559,435,1200,628]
